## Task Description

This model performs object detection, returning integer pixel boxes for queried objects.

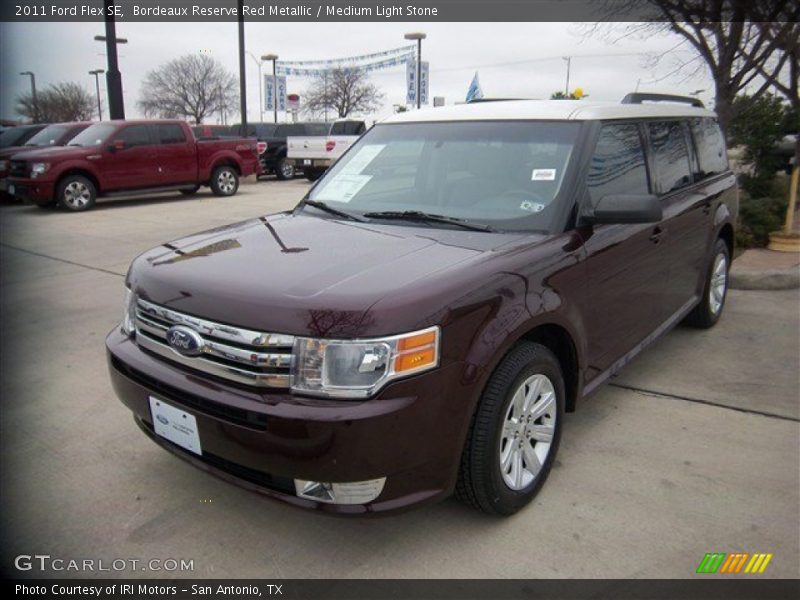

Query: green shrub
[737,195,788,248]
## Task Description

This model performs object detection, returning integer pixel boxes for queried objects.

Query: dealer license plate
[149,396,202,455]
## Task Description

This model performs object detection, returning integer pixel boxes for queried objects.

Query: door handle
[649,227,665,244]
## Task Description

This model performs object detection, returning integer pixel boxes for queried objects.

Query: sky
[0,20,722,124]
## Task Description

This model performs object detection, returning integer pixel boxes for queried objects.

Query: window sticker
[340,144,386,175]
[532,168,557,181]
[315,174,372,203]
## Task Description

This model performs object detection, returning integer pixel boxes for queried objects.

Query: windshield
[68,123,118,147]
[0,127,35,148]
[24,125,71,146]
[308,121,580,232]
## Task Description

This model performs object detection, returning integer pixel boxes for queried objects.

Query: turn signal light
[394,329,438,373]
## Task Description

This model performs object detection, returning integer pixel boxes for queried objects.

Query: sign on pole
[406,61,430,105]
[265,74,275,111]
[277,76,287,112]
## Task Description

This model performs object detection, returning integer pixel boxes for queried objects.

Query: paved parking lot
[1,178,798,579]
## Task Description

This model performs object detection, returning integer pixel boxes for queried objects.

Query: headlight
[291,326,439,398]
[30,162,50,178]
[121,288,136,337]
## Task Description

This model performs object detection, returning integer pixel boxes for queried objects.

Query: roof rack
[467,98,528,103]
[621,92,704,108]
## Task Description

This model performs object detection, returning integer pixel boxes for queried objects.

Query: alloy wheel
[709,252,727,315]
[63,181,91,209]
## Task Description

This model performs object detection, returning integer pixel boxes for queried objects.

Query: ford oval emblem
[165,325,204,357]
[156,414,169,425]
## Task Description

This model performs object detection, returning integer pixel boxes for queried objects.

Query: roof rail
[621,92,704,108]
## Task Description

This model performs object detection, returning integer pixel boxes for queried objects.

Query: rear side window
[648,121,693,193]
[587,123,649,201]
[690,118,728,178]
[117,125,151,147]
[156,124,186,144]
[331,121,366,136]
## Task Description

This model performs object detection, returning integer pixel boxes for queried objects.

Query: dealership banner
[264,75,286,111]
[406,61,430,105]
[0,0,774,22]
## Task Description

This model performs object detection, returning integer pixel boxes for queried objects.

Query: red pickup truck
[7,119,261,211]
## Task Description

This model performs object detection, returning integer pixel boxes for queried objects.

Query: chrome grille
[134,298,295,388]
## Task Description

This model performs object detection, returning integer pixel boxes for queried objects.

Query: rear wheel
[276,158,295,180]
[684,238,730,328]
[456,342,564,515]
[305,168,325,182]
[210,166,239,196]
[179,185,201,196]
[57,175,96,211]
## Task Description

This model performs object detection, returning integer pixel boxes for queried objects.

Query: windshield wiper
[67,143,82,147]
[362,210,494,232]
[299,199,368,223]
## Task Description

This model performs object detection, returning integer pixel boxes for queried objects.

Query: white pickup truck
[287,119,367,181]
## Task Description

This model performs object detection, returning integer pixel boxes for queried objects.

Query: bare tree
[16,82,95,123]
[138,54,238,124]
[584,1,800,133]
[304,69,384,118]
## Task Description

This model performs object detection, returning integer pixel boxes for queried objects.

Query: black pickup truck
[233,122,330,180]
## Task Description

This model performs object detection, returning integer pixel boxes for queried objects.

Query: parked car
[287,119,368,181]
[234,121,330,180]
[7,119,261,211]
[0,124,48,197]
[0,122,92,198]
[107,94,737,515]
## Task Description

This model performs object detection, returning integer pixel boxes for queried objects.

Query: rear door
[580,122,670,375]
[154,123,197,186]
[100,124,158,191]
[647,120,711,318]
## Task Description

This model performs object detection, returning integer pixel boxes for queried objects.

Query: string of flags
[277,45,416,77]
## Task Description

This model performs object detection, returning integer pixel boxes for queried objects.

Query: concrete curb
[729,268,800,290]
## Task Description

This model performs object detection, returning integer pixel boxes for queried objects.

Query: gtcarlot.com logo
[14,554,194,572]
[696,552,773,574]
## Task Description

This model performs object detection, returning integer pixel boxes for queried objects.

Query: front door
[154,123,196,186]
[579,122,669,376]
[99,124,158,191]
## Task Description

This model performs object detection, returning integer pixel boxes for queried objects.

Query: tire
[56,175,96,212]
[209,165,239,197]
[683,238,730,329]
[179,185,201,196]
[456,342,565,516]
[275,157,295,180]
[305,168,325,182]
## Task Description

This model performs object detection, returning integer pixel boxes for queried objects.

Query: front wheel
[456,342,564,515]
[275,158,295,180]
[210,166,239,196]
[56,175,96,211]
[683,238,730,328]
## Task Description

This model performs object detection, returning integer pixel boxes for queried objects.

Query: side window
[156,124,186,144]
[117,125,151,148]
[690,118,728,178]
[648,121,693,193]
[587,123,649,202]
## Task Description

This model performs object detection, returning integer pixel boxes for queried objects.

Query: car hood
[129,212,536,337]
[7,145,93,161]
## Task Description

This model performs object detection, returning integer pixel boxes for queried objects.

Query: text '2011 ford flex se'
[107,94,738,515]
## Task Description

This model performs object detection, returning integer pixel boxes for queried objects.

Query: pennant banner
[277,45,415,67]
[277,52,415,77]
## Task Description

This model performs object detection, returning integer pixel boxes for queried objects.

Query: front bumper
[7,177,55,203]
[106,328,473,514]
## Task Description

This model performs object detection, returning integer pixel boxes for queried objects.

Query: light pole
[94,21,128,120]
[562,56,571,96]
[89,69,104,120]
[262,54,279,123]
[404,32,426,109]
[19,71,37,122]
[246,52,265,122]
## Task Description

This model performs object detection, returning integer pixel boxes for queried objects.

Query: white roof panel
[383,99,715,124]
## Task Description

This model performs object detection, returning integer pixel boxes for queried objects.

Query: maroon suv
[107,95,738,515]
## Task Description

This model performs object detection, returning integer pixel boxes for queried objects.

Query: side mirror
[582,194,662,225]
[108,139,126,152]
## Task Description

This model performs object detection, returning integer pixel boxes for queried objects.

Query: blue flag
[466,72,483,103]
